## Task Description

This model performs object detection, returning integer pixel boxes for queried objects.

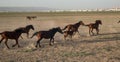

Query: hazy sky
[0,0,120,9]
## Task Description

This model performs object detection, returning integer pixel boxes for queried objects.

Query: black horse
[15,25,34,38]
[0,29,26,49]
[31,27,63,48]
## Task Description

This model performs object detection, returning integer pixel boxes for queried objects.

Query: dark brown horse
[15,25,34,38]
[85,20,102,35]
[63,30,74,40]
[62,21,84,36]
[26,16,37,20]
[0,29,25,49]
[31,27,63,48]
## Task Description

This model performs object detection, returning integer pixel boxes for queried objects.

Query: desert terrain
[0,11,120,62]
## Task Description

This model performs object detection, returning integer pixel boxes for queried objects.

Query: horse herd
[0,20,119,49]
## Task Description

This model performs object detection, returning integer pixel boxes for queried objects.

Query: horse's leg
[52,38,54,45]
[16,39,20,48]
[12,39,20,48]
[49,38,53,46]
[36,38,42,48]
[0,38,4,44]
[96,28,99,35]
[77,30,81,37]
[20,36,23,39]
[12,40,17,47]
[26,32,29,38]
[70,35,73,41]
[64,34,67,40]
[91,28,94,35]
[4,39,9,49]
[89,28,91,35]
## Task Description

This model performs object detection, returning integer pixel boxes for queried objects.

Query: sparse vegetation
[0,11,120,62]
[62,51,95,57]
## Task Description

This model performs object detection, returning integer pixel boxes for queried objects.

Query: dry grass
[0,11,120,62]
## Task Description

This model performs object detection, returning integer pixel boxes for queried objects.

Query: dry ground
[0,12,120,62]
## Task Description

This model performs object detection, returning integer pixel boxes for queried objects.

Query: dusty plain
[0,11,120,62]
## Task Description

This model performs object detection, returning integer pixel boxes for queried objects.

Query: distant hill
[0,7,54,12]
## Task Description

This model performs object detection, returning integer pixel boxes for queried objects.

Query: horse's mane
[14,27,23,31]
[49,28,56,31]
[14,28,23,32]
[74,21,81,27]
[26,25,33,28]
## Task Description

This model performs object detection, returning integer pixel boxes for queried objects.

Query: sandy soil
[0,12,120,62]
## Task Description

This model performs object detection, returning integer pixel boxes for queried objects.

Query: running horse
[26,16,37,20]
[0,29,26,49]
[31,27,63,48]
[62,21,84,36]
[84,20,102,35]
[15,25,34,38]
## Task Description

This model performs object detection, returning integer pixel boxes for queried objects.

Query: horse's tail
[30,32,39,38]
[62,26,68,30]
[0,33,2,35]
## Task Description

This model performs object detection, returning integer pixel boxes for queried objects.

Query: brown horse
[26,16,37,20]
[0,29,25,49]
[15,25,34,38]
[62,21,84,36]
[63,30,74,40]
[84,20,102,35]
[31,27,63,48]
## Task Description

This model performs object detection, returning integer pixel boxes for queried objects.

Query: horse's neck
[26,27,31,31]
[95,23,99,27]
[50,29,57,35]
[74,23,80,28]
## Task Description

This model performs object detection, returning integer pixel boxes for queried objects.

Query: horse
[14,25,34,38]
[26,16,37,20]
[62,21,84,36]
[31,27,63,48]
[63,30,74,40]
[84,20,102,35]
[0,29,26,49]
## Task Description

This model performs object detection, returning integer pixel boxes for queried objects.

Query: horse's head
[96,20,102,25]
[26,25,34,30]
[56,27,63,34]
[79,21,84,25]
